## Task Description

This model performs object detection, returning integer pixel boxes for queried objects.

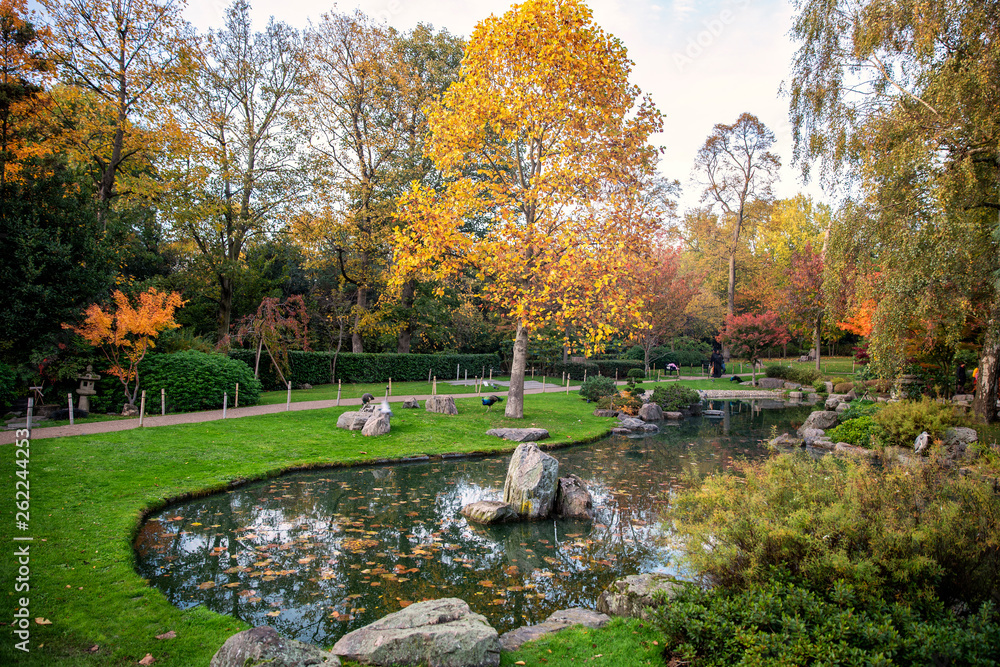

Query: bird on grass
[730,376,743,383]
[380,386,393,417]
[361,393,375,407]
[482,395,503,412]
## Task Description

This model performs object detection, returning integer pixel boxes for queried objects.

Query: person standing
[956,362,967,393]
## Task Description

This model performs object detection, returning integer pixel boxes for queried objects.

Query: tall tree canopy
[394,0,664,418]
[789,0,1000,420]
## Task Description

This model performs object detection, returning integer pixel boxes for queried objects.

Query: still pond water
[134,400,812,646]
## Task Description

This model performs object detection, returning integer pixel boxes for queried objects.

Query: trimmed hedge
[551,361,599,381]
[228,350,503,389]
[140,351,261,412]
[551,359,644,381]
[0,361,16,410]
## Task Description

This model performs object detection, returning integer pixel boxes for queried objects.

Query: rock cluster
[337,407,392,436]
[426,395,458,415]
[210,626,340,667]
[486,427,549,442]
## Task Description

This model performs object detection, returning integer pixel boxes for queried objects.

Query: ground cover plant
[0,393,618,667]
[658,452,1000,665]
[651,384,701,411]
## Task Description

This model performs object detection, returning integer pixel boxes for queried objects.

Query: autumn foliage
[64,288,185,406]
[716,311,790,382]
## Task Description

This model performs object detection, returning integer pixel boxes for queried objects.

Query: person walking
[956,362,967,394]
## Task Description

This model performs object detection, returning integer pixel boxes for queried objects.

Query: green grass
[0,392,634,667]
[257,377,517,405]
[500,617,667,666]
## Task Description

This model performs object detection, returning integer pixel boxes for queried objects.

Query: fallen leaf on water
[190,522,202,526]
[138,654,155,666]
[34,618,52,625]
[155,631,176,640]
[479,580,494,588]
[266,610,281,617]
[398,600,412,608]
[197,581,216,590]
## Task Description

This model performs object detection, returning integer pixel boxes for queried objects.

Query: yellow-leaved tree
[64,288,185,409]
[393,0,664,418]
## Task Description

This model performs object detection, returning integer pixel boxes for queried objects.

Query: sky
[185,0,824,211]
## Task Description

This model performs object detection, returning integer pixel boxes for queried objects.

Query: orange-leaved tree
[63,288,185,407]
[393,0,664,418]
[633,244,702,374]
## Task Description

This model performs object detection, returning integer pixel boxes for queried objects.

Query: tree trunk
[505,323,529,419]
[973,301,1000,423]
[352,286,366,353]
[218,274,234,341]
[814,315,822,372]
[397,280,415,354]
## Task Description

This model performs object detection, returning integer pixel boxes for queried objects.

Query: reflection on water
[134,400,811,645]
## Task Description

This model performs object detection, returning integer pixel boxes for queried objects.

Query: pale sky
[185,0,825,211]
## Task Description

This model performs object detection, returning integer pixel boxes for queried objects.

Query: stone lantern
[76,365,100,412]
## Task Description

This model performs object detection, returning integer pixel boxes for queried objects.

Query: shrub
[610,390,643,416]
[578,375,616,402]
[551,360,599,381]
[592,359,643,378]
[653,580,1000,667]
[833,381,854,393]
[826,415,879,447]
[651,384,700,411]
[140,351,261,412]
[627,368,645,380]
[838,399,882,422]
[0,361,16,410]
[811,379,828,393]
[665,453,1000,608]
[873,397,966,448]
[765,364,822,385]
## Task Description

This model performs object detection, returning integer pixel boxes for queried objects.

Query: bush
[0,361,16,410]
[140,351,261,412]
[838,399,882,422]
[653,580,1000,667]
[833,381,854,393]
[627,368,645,380]
[651,384,700,411]
[592,359,643,378]
[873,396,966,448]
[811,379,828,393]
[551,360,599,381]
[665,454,1000,608]
[578,375,616,402]
[765,364,822,385]
[826,415,879,447]
[228,350,502,389]
[610,390,643,416]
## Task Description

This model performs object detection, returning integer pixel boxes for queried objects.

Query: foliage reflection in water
[134,399,812,645]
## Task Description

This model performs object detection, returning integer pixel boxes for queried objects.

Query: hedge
[140,351,261,412]
[228,350,503,389]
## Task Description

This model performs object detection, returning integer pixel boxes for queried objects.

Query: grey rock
[331,598,500,667]
[638,403,663,421]
[361,412,391,437]
[610,427,630,435]
[824,381,835,393]
[788,391,804,401]
[426,395,458,415]
[336,411,369,431]
[596,574,684,620]
[944,427,978,447]
[663,411,684,420]
[801,428,827,446]
[835,402,849,414]
[211,626,340,667]
[768,432,803,448]
[845,389,858,400]
[121,403,140,417]
[799,410,840,433]
[593,409,617,417]
[555,474,593,520]
[914,431,931,454]
[299,383,313,390]
[825,395,847,411]
[486,427,550,443]
[784,381,802,390]
[756,378,785,390]
[810,438,836,450]
[402,398,421,409]
[503,443,560,519]
[499,608,609,652]
[835,442,877,458]
[461,501,514,525]
[617,416,658,433]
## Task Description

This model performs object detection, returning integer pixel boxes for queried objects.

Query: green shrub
[0,361,16,409]
[811,379,828,393]
[653,580,1000,667]
[665,454,1000,607]
[140,351,261,412]
[579,375,616,402]
[551,360,599,381]
[592,359,643,378]
[765,364,822,385]
[826,415,879,447]
[873,396,966,448]
[627,368,645,380]
[651,384,700,411]
[838,399,882,422]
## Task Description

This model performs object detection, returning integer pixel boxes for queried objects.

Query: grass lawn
[0,392,667,666]
[257,377,517,405]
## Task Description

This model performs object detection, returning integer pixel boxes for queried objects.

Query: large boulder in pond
[362,412,391,437]
[486,427,549,442]
[638,403,663,421]
[210,626,340,667]
[555,474,593,520]
[337,411,369,431]
[756,377,786,390]
[798,410,839,434]
[331,598,500,667]
[426,395,458,415]
[499,608,610,652]
[596,574,685,620]
[503,443,559,519]
[461,501,514,525]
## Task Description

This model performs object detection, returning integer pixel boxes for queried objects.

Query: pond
[134,399,813,646]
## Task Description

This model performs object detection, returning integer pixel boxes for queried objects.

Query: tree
[694,113,780,324]
[633,245,701,373]
[394,0,663,418]
[781,243,825,370]
[716,311,790,384]
[232,295,309,386]
[167,0,305,340]
[63,288,184,407]
[788,0,1000,420]
[39,0,191,222]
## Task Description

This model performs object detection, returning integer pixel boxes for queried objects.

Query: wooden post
[584,369,588,382]
[456,364,460,380]
[68,393,74,426]
[489,368,493,382]
[286,381,292,411]
[389,378,392,396]
[615,369,618,383]
[531,367,534,379]
[477,377,481,396]
[428,368,432,383]
[235,383,239,408]
[541,375,545,392]
[139,390,146,427]
[464,369,468,381]
[161,387,166,416]
[565,376,569,394]
[26,397,32,432]
[433,376,437,395]
[336,380,342,406]
[223,392,228,419]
